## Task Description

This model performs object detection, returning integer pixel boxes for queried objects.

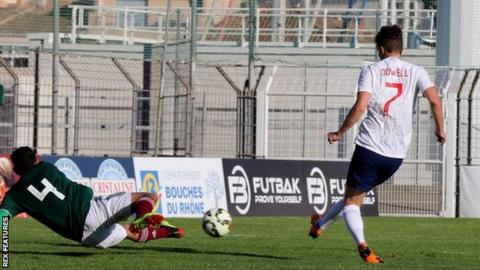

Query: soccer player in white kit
[308,25,446,263]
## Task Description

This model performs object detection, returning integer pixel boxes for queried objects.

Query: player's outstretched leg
[130,193,164,231]
[309,199,345,239]
[124,221,184,243]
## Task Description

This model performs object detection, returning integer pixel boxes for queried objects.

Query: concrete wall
[0,0,32,7]
[96,0,113,6]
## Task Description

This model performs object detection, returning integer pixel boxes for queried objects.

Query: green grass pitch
[7,216,480,270]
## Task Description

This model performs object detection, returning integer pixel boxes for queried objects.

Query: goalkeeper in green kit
[0,146,184,248]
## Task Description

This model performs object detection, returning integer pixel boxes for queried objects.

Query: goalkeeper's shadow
[111,245,295,260]
[42,242,295,260]
[10,250,95,257]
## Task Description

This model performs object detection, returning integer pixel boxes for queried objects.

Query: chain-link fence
[456,70,480,166]
[258,64,454,216]
[1,0,473,218]
[0,54,461,216]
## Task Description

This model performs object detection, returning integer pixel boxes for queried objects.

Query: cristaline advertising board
[133,158,228,218]
[42,156,136,196]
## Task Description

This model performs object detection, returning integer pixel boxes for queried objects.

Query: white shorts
[80,192,132,249]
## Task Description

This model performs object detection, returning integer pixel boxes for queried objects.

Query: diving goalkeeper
[0,146,183,248]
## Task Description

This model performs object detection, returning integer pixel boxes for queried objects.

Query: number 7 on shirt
[383,82,403,116]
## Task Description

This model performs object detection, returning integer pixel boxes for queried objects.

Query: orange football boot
[358,243,384,264]
[308,214,324,239]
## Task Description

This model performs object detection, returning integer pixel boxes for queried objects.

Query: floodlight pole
[52,0,60,155]
[247,0,257,158]
[154,0,171,156]
[248,0,256,96]
[188,0,198,157]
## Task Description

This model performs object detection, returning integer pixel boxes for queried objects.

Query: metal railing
[69,5,436,48]
[70,5,169,45]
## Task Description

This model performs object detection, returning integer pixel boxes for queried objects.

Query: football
[202,208,232,237]
[0,157,12,179]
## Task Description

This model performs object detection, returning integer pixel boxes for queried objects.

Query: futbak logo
[227,165,251,215]
[227,165,303,215]
[306,167,329,214]
[252,177,302,204]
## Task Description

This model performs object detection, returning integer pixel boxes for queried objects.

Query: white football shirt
[355,56,435,158]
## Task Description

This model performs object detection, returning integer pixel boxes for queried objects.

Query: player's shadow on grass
[11,250,95,257]
[43,242,294,260]
[41,243,297,260]
[111,246,295,260]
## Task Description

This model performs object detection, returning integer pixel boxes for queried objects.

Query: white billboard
[133,158,227,218]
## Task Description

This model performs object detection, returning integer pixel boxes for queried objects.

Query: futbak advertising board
[42,156,136,195]
[223,159,378,216]
[133,158,228,218]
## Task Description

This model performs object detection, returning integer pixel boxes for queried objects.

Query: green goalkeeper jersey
[0,161,93,242]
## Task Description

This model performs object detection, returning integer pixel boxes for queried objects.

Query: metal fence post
[101,8,106,44]
[255,6,260,47]
[466,71,480,165]
[52,0,60,155]
[65,97,69,154]
[304,1,310,44]
[241,15,246,46]
[173,9,181,156]
[131,92,138,156]
[455,70,471,217]
[154,0,171,156]
[112,58,141,156]
[352,16,359,48]
[71,5,77,44]
[123,7,129,45]
[191,1,197,62]
[323,9,327,48]
[256,65,276,159]
[142,44,152,154]
[444,93,456,217]
[33,48,40,149]
[59,56,80,155]
[246,0,257,158]
[188,1,198,157]
[79,6,84,26]
[0,57,19,150]
[201,90,206,157]
[302,63,307,157]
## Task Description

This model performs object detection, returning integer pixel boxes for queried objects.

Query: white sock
[316,199,345,230]
[343,204,366,245]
